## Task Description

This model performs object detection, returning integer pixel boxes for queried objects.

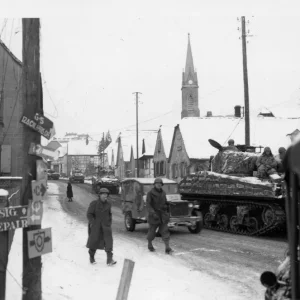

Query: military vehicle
[92,175,120,194]
[179,139,286,236]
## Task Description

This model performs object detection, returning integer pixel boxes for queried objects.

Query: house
[139,135,156,178]
[0,39,23,177]
[153,126,174,178]
[168,115,300,182]
[66,139,100,176]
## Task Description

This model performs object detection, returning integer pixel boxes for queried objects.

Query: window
[160,161,164,175]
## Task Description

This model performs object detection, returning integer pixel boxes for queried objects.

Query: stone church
[181,34,200,119]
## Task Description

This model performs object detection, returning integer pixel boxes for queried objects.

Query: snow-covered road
[6,181,287,299]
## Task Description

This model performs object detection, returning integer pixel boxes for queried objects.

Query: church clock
[188,80,193,84]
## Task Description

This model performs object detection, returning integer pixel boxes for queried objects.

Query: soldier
[146,178,173,254]
[256,147,278,178]
[86,188,116,266]
[226,139,239,151]
[275,147,286,173]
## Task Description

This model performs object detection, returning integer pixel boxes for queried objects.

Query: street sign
[31,180,47,202]
[29,143,58,161]
[20,108,55,140]
[27,227,52,259]
[27,200,43,226]
[36,160,48,181]
[0,205,28,231]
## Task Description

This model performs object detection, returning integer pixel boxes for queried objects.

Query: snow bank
[7,183,244,300]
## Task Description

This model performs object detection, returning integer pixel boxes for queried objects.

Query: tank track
[196,198,286,236]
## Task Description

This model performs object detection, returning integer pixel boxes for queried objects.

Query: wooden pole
[116,259,135,300]
[241,16,250,146]
[133,92,142,177]
[21,18,42,300]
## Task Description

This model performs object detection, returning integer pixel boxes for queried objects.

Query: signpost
[29,142,58,161]
[27,200,43,226]
[31,180,47,202]
[20,109,55,140]
[0,205,28,232]
[27,227,52,259]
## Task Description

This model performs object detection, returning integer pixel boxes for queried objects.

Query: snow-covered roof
[104,142,119,166]
[160,126,175,159]
[139,132,158,158]
[122,177,177,184]
[179,116,300,159]
[67,140,99,155]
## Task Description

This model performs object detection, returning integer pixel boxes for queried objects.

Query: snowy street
[7,181,287,299]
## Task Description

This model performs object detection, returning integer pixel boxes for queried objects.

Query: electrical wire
[222,118,242,146]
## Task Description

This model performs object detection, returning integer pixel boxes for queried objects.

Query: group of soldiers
[224,139,287,178]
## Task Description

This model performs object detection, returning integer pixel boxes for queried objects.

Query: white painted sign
[31,180,47,202]
[27,227,52,259]
[27,200,43,225]
[36,160,48,181]
[0,205,28,231]
[29,143,58,161]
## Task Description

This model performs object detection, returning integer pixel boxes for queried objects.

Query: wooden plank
[116,259,135,300]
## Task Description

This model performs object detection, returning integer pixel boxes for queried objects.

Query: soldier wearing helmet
[146,177,173,254]
[225,139,239,152]
[86,187,116,266]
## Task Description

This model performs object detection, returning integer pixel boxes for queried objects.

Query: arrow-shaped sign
[30,214,41,222]
[29,142,58,161]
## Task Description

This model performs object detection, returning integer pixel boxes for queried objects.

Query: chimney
[234,105,241,118]
[206,111,212,117]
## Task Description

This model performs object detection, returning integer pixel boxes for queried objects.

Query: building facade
[0,40,23,177]
[181,34,200,119]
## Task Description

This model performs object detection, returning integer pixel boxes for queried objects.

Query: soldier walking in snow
[66,182,73,202]
[256,147,278,178]
[146,178,173,254]
[86,188,116,266]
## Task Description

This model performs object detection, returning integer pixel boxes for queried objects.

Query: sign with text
[20,108,55,140]
[29,143,58,161]
[28,227,52,259]
[0,205,28,231]
[37,160,48,181]
[31,180,47,202]
[27,200,43,226]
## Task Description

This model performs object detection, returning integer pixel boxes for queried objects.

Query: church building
[181,34,200,119]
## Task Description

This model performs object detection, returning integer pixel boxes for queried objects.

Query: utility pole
[133,92,142,177]
[21,18,42,300]
[241,16,250,146]
[102,132,105,172]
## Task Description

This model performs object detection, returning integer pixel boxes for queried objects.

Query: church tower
[181,34,200,119]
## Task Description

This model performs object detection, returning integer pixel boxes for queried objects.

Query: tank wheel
[204,213,213,228]
[219,214,229,229]
[262,208,275,226]
[124,212,136,232]
[229,216,239,232]
[247,217,258,233]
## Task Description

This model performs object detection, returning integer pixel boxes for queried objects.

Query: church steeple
[181,34,200,119]
[184,33,196,82]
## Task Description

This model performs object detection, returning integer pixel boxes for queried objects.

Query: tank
[178,140,286,236]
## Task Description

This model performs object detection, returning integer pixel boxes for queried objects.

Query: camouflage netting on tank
[179,171,276,198]
[212,150,259,175]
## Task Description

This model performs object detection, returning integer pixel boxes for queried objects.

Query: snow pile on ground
[7,183,244,300]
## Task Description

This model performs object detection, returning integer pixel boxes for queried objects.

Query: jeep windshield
[143,184,178,195]
[74,173,83,176]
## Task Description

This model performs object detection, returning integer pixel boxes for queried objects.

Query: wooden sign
[0,205,28,231]
[27,227,52,259]
[36,160,48,181]
[27,200,43,225]
[31,180,47,202]
[20,108,55,140]
[29,143,58,161]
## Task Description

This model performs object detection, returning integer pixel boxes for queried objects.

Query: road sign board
[29,143,58,161]
[31,180,47,202]
[0,205,28,231]
[20,108,55,140]
[36,160,48,181]
[27,200,43,226]
[27,227,52,259]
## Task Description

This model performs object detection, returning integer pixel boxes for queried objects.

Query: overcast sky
[1,0,300,140]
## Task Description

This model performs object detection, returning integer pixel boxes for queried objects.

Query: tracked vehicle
[179,140,286,236]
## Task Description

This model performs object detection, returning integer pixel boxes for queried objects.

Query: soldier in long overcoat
[66,182,73,202]
[256,147,278,178]
[86,188,116,266]
[146,178,173,254]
